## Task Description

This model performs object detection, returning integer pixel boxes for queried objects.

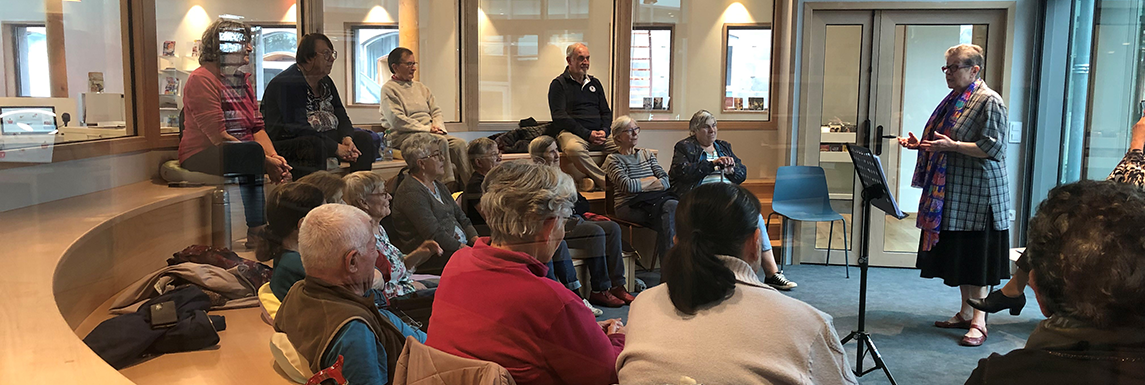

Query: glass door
[868,10,1007,266]
[800,9,1007,268]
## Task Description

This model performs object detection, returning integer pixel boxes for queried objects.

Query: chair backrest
[771,166,835,216]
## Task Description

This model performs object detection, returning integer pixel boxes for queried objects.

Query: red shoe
[959,324,988,347]
[934,312,972,329]
[588,291,625,308]
[609,286,636,304]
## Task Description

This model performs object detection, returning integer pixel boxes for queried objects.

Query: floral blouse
[377,225,416,298]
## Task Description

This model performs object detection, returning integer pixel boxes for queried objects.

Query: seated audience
[178,18,292,247]
[392,133,479,274]
[382,47,469,190]
[530,135,634,307]
[296,170,346,203]
[466,138,601,315]
[603,116,677,275]
[427,161,625,385]
[263,33,375,179]
[275,204,424,385]
[965,180,1145,384]
[618,183,856,385]
[343,170,443,328]
[548,42,617,191]
[669,109,797,290]
[259,183,323,292]
[463,137,500,228]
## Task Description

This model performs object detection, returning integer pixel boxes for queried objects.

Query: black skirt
[917,228,1011,287]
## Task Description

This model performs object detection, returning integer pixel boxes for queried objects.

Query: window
[348,25,398,105]
[629,26,672,111]
[13,25,48,98]
[723,25,773,118]
[478,0,613,122]
[251,25,297,101]
[153,1,298,131]
[323,0,460,122]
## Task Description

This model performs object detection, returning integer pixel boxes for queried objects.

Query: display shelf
[820,151,852,163]
[821,132,857,143]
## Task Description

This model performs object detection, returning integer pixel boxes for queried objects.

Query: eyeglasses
[318,50,338,60]
[401,61,418,67]
[941,64,969,74]
[426,152,445,161]
[620,126,641,135]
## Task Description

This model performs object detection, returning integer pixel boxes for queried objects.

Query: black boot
[968,290,1026,315]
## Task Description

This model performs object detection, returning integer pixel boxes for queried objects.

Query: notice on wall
[88,72,105,93]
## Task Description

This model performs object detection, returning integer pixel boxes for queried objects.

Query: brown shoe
[609,286,636,304]
[588,291,625,308]
[959,324,988,347]
[934,312,972,329]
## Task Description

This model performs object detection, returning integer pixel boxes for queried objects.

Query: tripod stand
[840,185,897,384]
[840,145,905,384]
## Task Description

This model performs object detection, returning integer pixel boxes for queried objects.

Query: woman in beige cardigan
[617,183,857,385]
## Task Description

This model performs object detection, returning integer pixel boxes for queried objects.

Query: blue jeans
[565,219,625,292]
[757,214,773,252]
[544,241,581,291]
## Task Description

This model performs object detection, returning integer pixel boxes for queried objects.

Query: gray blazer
[391,176,478,257]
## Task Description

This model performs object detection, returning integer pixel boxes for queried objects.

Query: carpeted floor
[599,263,1041,385]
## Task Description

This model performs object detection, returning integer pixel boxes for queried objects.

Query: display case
[158,67,189,131]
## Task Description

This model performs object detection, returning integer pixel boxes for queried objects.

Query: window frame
[247,22,298,102]
[628,24,674,113]
[9,23,47,98]
[344,22,399,107]
[721,23,775,118]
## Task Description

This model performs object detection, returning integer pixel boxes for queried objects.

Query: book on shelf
[163,76,180,95]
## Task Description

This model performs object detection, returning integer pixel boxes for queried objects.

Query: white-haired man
[275,204,424,384]
[548,42,618,191]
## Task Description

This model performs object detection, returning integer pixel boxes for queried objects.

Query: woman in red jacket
[427,160,626,385]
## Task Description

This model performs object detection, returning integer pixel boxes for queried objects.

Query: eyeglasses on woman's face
[317,49,338,60]
[941,64,970,74]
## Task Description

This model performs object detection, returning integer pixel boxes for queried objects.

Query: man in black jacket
[548,43,617,191]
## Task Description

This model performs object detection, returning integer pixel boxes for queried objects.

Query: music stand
[840,145,906,384]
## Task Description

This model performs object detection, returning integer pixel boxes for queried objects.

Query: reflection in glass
[253,27,298,101]
[351,26,399,104]
[815,25,861,250]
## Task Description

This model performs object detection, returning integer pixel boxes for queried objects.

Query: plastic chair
[766,166,850,277]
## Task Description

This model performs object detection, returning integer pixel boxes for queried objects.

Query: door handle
[873,125,896,156]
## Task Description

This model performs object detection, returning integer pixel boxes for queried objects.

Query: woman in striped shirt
[604,116,677,279]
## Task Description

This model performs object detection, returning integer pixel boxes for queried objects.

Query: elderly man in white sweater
[381,47,469,189]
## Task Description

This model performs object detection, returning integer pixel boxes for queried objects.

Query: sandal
[934,312,972,329]
[959,323,988,346]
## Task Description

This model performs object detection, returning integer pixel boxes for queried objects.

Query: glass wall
[0,0,127,156]
[1060,0,1144,182]
[154,0,297,132]
[631,0,774,121]
[477,0,613,122]
[324,0,460,124]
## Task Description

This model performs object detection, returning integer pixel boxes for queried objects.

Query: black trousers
[181,141,265,227]
[274,130,376,179]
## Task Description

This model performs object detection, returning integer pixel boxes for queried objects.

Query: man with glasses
[549,42,619,191]
[382,47,470,191]
[263,33,376,180]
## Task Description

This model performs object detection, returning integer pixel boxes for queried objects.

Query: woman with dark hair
[669,109,796,290]
[262,33,376,179]
[617,183,855,385]
[260,183,326,298]
[178,18,292,248]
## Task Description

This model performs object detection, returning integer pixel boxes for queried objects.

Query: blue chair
[766,166,850,278]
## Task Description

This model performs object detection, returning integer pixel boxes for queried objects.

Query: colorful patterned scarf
[912,79,980,251]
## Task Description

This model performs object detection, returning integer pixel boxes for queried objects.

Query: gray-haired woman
[427,160,626,385]
[391,133,478,274]
[604,116,677,278]
[668,110,796,290]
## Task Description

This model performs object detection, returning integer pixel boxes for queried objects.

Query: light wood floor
[814,213,920,253]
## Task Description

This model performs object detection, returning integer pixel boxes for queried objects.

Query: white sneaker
[583,298,603,316]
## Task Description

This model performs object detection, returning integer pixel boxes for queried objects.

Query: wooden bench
[0,180,289,384]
